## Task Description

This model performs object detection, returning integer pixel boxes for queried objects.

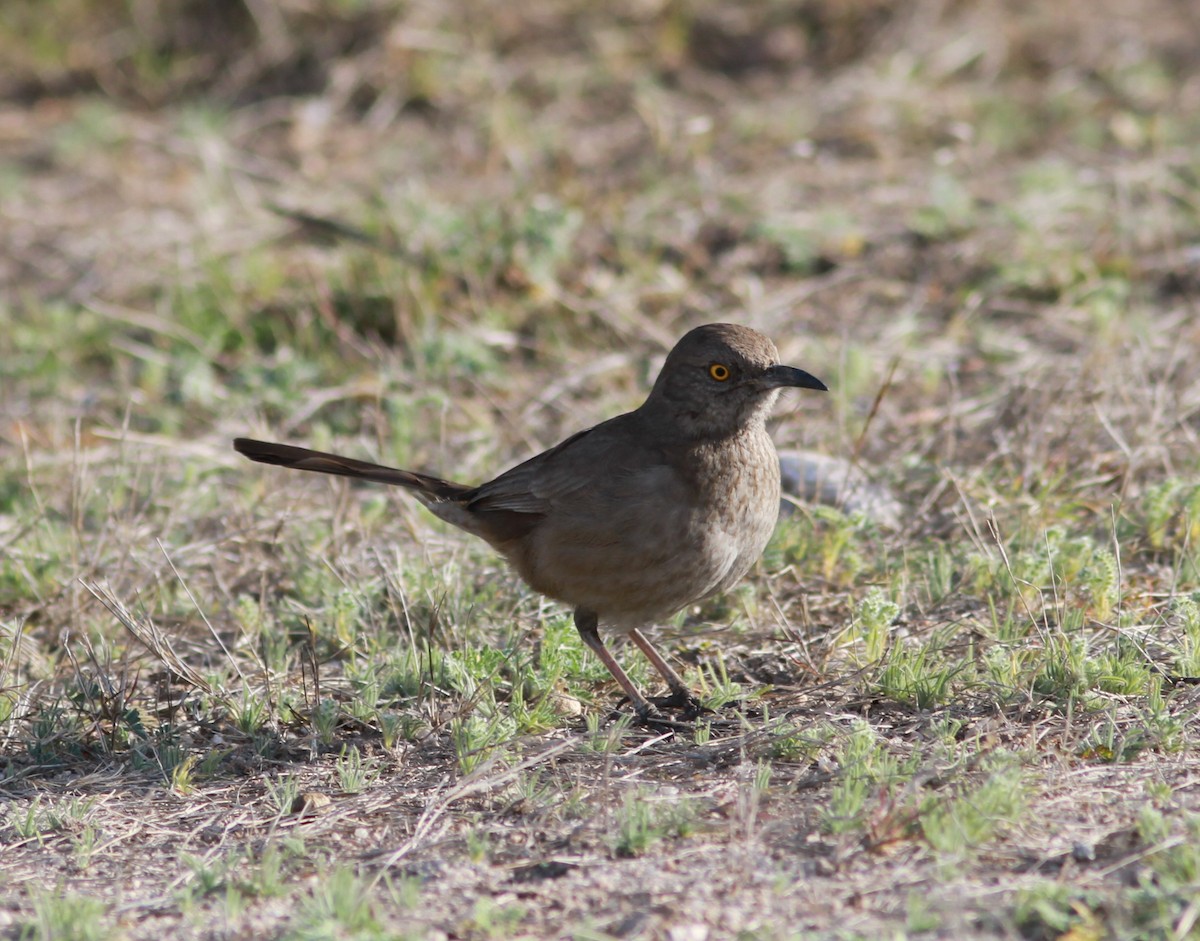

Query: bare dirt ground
[3,1,1200,938]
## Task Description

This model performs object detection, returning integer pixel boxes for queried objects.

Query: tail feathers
[233,438,472,503]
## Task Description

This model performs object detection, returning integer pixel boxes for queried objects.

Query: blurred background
[3,4,1200,938]
[4,0,1197,480]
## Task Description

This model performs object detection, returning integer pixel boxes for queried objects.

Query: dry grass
[3,0,1200,938]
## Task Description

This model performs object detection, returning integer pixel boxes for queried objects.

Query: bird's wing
[469,414,685,521]
[467,427,597,515]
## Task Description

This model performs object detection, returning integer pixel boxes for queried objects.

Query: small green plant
[968,530,1057,613]
[450,712,515,775]
[1086,641,1152,696]
[850,587,901,664]
[583,711,632,754]
[170,753,200,794]
[906,890,941,934]
[1142,480,1200,552]
[613,790,697,857]
[1145,779,1174,806]
[1031,634,1089,705]
[382,872,422,911]
[1079,711,1145,763]
[507,676,565,734]
[199,748,225,775]
[873,635,961,709]
[698,654,743,710]
[736,760,774,838]
[1137,805,1200,886]
[1171,595,1200,676]
[375,709,402,748]
[22,889,114,941]
[465,824,492,863]
[6,796,94,843]
[265,774,301,814]
[769,723,830,762]
[909,170,977,240]
[468,896,528,940]
[311,697,341,746]
[335,745,376,794]
[8,799,49,841]
[25,702,85,764]
[822,721,901,834]
[767,507,872,586]
[919,754,1026,855]
[233,690,271,735]
[290,865,381,939]
[755,208,864,274]
[1082,545,1120,621]
[72,824,100,870]
[1012,882,1096,939]
[243,844,289,900]
[919,545,960,606]
[329,589,365,648]
[506,769,561,815]
[182,850,243,899]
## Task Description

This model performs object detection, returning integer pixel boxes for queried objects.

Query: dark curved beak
[762,364,827,392]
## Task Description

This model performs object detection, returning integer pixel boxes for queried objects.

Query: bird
[234,323,827,720]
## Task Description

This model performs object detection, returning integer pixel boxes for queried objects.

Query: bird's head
[641,323,827,440]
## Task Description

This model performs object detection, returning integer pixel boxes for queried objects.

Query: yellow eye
[708,363,731,381]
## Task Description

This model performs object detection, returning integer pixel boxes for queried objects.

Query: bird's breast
[499,427,781,628]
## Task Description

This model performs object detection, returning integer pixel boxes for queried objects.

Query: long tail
[233,438,472,502]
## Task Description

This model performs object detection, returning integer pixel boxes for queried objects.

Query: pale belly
[504,447,781,629]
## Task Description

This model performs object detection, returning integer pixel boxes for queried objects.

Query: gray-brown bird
[234,323,826,719]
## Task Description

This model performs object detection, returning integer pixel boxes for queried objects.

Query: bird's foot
[654,689,710,721]
[602,696,692,732]
[632,704,694,733]
[626,689,709,730]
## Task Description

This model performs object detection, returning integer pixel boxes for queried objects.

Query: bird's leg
[628,628,705,714]
[573,608,658,719]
